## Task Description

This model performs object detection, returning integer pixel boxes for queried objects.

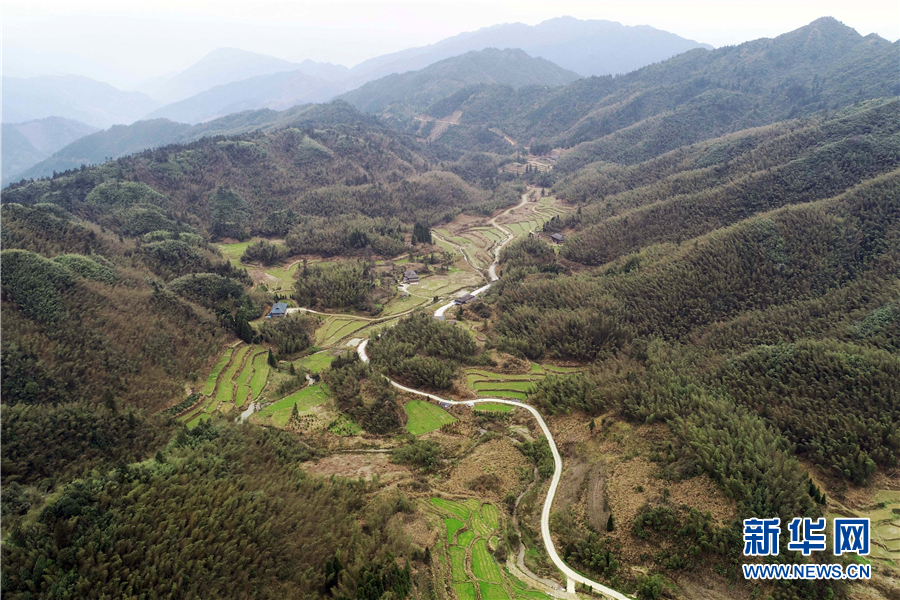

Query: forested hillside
[2,15,898,600]
[403,18,898,160]
[340,48,581,115]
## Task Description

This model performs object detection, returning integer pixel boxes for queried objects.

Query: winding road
[355,190,634,600]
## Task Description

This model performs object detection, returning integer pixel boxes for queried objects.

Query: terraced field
[465,364,578,401]
[180,344,275,427]
[315,315,371,346]
[430,497,549,600]
[404,399,457,435]
[296,352,334,374]
[215,345,251,405]
[202,349,233,395]
[255,382,332,427]
[474,403,515,413]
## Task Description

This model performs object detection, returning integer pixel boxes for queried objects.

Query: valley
[2,12,898,600]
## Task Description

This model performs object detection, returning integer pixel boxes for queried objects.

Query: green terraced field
[234,349,265,406]
[474,403,514,413]
[445,518,466,542]
[187,412,211,428]
[471,512,492,537]
[203,349,233,395]
[471,540,504,583]
[479,583,510,600]
[453,583,476,600]
[249,352,270,398]
[216,345,250,402]
[474,380,534,393]
[481,504,500,529]
[431,498,470,520]
[516,590,551,600]
[449,547,469,583]
[477,390,528,401]
[457,529,476,548]
[257,383,332,427]
[297,352,334,373]
[404,400,457,435]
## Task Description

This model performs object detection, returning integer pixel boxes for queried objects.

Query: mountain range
[1,117,99,182]
[13,17,895,185]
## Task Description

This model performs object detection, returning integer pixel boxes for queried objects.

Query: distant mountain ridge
[410,17,899,164]
[346,16,712,81]
[2,117,99,183]
[143,70,346,124]
[340,48,581,114]
[13,101,378,181]
[137,47,350,104]
[2,75,160,129]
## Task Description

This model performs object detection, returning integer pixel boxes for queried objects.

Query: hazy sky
[4,0,898,87]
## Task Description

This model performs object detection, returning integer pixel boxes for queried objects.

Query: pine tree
[267,349,277,367]
[606,514,614,532]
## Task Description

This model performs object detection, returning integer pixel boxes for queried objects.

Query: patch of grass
[453,583,476,600]
[431,497,470,521]
[516,591,551,600]
[187,412,211,428]
[297,352,334,374]
[216,345,250,403]
[249,351,270,398]
[474,403,514,413]
[472,539,504,583]
[481,504,500,529]
[457,529,476,548]
[474,380,534,393]
[257,383,331,425]
[471,512,493,537]
[479,583,510,600]
[328,413,361,436]
[202,349,233,395]
[449,547,469,583]
[445,518,466,543]
[477,390,528,401]
[404,400,457,435]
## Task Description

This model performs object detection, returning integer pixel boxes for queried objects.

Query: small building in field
[550,233,566,244]
[403,269,419,284]
[268,302,288,318]
[454,293,477,305]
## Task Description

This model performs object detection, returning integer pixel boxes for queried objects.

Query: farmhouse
[403,269,419,284]
[268,302,288,318]
[454,293,477,305]
[550,233,566,244]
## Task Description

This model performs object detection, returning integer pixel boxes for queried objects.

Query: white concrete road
[356,339,634,600]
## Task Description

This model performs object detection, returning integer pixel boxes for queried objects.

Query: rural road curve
[357,340,633,600]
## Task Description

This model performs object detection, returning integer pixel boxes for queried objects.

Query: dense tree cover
[286,213,406,257]
[392,439,442,472]
[367,311,481,389]
[325,352,403,434]
[2,403,171,489]
[1,115,515,245]
[2,420,424,599]
[293,261,389,313]
[1,201,228,505]
[257,313,317,355]
[631,504,741,571]
[168,272,262,324]
[240,239,289,265]
[51,254,117,284]
[138,237,248,282]
[559,102,900,265]
[709,340,900,484]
